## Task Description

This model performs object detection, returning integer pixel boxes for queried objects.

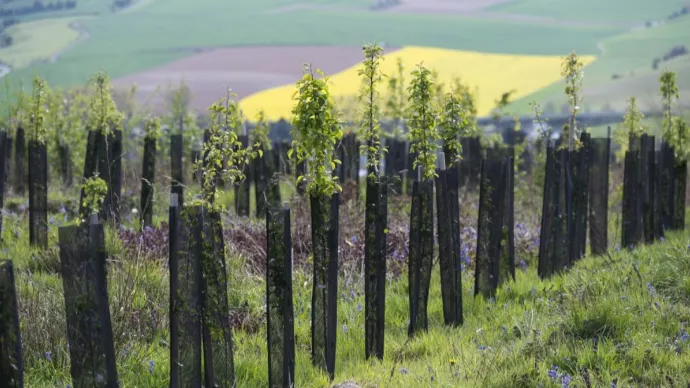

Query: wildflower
[343,324,348,334]
[681,330,689,342]
[561,374,572,388]
[400,368,409,375]
[646,282,656,297]
[59,206,67,214]
[45,351,51,362]
[449,359,456,365]
[519,260,527,271]
[548,366,559,382]
[131,208,138,214]
[351,235,358,244]
[357,303,362,312]
[148,360,155,373]
[611,379,618,388]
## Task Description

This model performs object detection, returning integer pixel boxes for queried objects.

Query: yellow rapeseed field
[239,46,597,122]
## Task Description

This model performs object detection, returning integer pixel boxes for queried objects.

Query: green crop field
[0,16,89,69]
[509,15,690,114]
[488,0,688,23]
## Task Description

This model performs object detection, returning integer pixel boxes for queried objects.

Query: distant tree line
[652,45,689,70]
[111,0,132,10]
[0,1,77,18]
[369,0,400,11]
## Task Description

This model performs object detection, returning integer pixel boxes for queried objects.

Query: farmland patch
[113,45,393,113]
[240,46,597,121]
[0,16,90,70]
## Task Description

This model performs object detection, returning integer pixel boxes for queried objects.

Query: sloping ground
[240,46,597,121]
[113,45,394,114]
[15,199,690,386]
[508,16,690,114]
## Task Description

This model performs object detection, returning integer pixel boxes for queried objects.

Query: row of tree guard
[0,129,687,387]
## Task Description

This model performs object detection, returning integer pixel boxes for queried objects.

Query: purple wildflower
[548,366,559,382]
[148,360,155,373]
[45,351,51,362]
[357,303,362,312]
[519,260,527,271]
[343,325,348,334]
[681,330,689,342]
[561,374,571,388]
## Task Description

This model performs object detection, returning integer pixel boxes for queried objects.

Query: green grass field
[488,0,688,23]
[509,15,690,114]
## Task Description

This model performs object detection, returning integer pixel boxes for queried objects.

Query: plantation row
[0,45,688,387]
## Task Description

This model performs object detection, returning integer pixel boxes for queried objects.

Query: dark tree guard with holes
[365,176,387,359]
[171,134,184,208]
[140,136,156,229]
[588,136,611,256]
[266,205,295,388]
[59,220,119,388]
[0,260,23,388]
[28,140,48,248]
[170,204,203,388]
[200,208,235,387]
[310,192,339,378]
[0,132,7,238]
[12,126,26,196]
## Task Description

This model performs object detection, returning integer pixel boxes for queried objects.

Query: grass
[488,0,688,24]
[11,206,690,387]
[0,16,89,70]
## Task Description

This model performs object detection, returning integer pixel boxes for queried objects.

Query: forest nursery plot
[1,48,690,388]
